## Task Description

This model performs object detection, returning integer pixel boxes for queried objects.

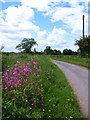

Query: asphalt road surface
[52,60,88,118]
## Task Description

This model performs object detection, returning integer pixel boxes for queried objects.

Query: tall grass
[2,53,83,119]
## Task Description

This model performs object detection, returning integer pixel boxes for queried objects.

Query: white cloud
[47,26,66,43]
[37,27,67,49]
[20,0,89,13]
[62,42,79,52]
[19,32,32,39]
[20,0,51,11]
[0,0,88,52]
[0,0,5,2]
[4,5,34,25]
[0,4,40,52]
[37,30,47,39]
[50,5,88,36]
[51,6,84,21]
[0,33,20,52]
[34,27,67,51]
[0,0,20,2]
[19,0,88,37]
[18,22,39,32]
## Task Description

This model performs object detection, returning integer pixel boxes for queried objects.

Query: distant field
[2,53,83,119]
[51,55,90,69]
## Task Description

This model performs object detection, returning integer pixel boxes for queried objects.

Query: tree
[51,49,61,55]
[44,46,52,55]
[44,46,62,55]
[57,50,62,55]
[34,48,37,53]
[63,49,68,55]
[75,36,90,57]
[63,49,74,55]
[53,49,57,55]
[16,38,37,53]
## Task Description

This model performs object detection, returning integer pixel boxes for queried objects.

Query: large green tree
[51,49,61,55]
[75,36,90,57]
[63,49,74,55]
[44,46,62,55]
[44,46,52,55]
[16,38,37,53]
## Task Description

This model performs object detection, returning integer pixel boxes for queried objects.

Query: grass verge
[51,55,90,69]
[2,53,83,119]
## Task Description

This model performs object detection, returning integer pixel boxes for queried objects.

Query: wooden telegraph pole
[83,15,85,39]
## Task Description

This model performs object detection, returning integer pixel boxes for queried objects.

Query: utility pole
[83,15,85,39]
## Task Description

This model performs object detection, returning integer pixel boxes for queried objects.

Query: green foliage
[44,47,77,55]
[51,49,62,55]
[51,55,89,68]
[44,46,52,55]
[2,59,44,119]
[44,46,61,55]
[63,49,76,55]
[75,36,90,57]
[16,38,37,53]
[2,54,83,119]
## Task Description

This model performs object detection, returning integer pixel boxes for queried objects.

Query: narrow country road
[52,60,88,118]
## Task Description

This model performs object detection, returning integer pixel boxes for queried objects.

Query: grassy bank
[2,53,83,119]
[51,55,90,69]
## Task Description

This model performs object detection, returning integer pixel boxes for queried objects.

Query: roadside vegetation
[46,35,90,69]
[2,53,83,119]
[51,55,90,69]
[2,35,89,119]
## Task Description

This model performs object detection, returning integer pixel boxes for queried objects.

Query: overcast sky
[0,0,89,52]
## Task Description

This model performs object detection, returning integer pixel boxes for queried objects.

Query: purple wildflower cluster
[2,60,41,92]
[3,60,45,114]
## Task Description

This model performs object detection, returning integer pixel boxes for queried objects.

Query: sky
[0,0,89,52]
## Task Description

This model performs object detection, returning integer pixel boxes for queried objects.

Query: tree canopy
[44,46,52,55]
[16,38,37,53]
[75,36,90,57]
[44,46,62,55]
[63,49,74,55]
